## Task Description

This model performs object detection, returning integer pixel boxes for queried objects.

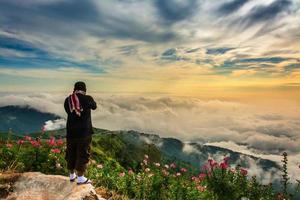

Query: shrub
[0,135,67,175]
[1,133,300,200]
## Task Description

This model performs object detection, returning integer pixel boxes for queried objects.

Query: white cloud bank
[0,92,299,180]
[44,118,66,131]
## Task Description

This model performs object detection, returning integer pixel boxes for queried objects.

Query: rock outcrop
[0,172,106,200]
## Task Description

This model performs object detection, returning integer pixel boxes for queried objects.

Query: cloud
[0,0,177,43]
[0,0,299,81]
[0,34,106,73]
[160,48,187,61]
[245,133,300,153]
[0,93,66,117]
[231,69,257,77]
[118,45,138,56]
[207,141,300,182]
[1,93,300,181]
[238,57,289,64]
[241,155,281,184]
[185,47,201,53]
[206,47,235,55]
[0,0,98,36]
[241,0,292,27]
[217,0,249,15]
[1,93,299,154]
[286,62,300,72]
[0,35,46,56]
[161,48,179,60]
[162,48,177,56]
[182,143,199,154]
[37,0,99,22]
[44,119,65,131]
[215,56,291,74]
[154,0,199,24]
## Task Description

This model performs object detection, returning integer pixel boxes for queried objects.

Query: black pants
[65,136,92,172]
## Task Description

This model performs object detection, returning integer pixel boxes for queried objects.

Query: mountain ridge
[0,105,60,134]
[0,105,281,184]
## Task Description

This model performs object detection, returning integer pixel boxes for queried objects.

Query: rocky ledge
[0,172,106,200]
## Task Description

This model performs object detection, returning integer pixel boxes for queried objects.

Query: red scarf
[68,90,85,116]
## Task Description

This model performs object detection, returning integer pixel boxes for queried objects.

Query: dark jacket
[64,93,97,138]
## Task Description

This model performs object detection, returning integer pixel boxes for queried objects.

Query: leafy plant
[1,131,300,200]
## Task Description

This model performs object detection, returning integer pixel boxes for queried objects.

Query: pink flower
[56,139,64,146]
[220,162,228,170]
[176,172,181,177]
[47,137,56,146]
[196,185,206,192]
[24,136,32,141]
[119,172,125,177]
[51,148,61,154]
[180,168,187,173]
[170,163,176,168]
[198,173,206,181]
[6,143,13,148]
[240,168,248,176]
[212,163,218,168]
[208,159,218,168]
[191,176,200,183]
[31,140,41,148]
[17,140,24,145]
[155,162,160,167]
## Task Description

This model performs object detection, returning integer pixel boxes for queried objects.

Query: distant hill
[0,105,281,184]
[28,128,280,177]
[0,105,60,134]
[95,129,281,186]
[118,130,280,171]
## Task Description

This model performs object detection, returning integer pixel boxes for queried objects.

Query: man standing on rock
[64,81,97,185]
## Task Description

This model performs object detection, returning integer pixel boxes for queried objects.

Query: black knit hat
[74,81,86,92]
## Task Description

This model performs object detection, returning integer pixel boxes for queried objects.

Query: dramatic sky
[0,0,300,99]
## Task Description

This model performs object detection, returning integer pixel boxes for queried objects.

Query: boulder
[0,172,106,200]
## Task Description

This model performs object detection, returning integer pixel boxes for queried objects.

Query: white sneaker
[70,173,77,182]
[77,176,92,185]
